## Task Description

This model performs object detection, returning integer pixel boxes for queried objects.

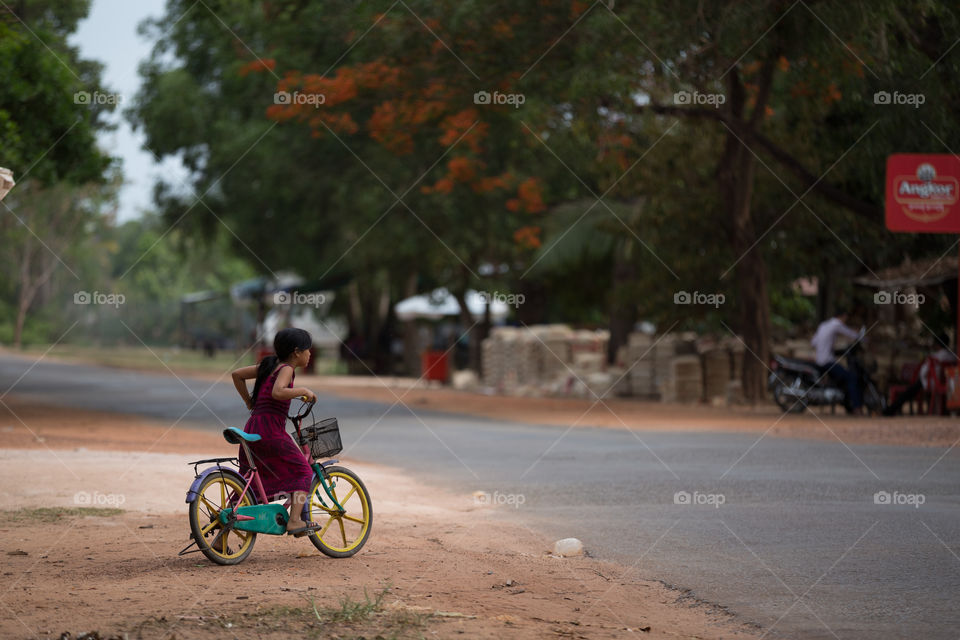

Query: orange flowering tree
[245,2,595,369]
[259,18,556,269]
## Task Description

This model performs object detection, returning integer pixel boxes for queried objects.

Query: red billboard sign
[886,153,960,233]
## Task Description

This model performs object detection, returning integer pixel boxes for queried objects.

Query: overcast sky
[71,0,188,222]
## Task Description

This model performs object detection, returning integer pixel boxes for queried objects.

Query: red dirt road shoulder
[0,397,758,639]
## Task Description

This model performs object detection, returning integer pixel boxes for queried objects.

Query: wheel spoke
[338,518,348,547]
[342,514,365,525]
[339,485,357,506]
[198,502,215,520]
[199,495,219,514]
[200,519,220,536]
[317,516,334,538]
[220,480,226,506]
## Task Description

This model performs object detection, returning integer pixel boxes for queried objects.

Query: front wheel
[188,470,257,565]
[773,377,808,413]
[306,466,372,558]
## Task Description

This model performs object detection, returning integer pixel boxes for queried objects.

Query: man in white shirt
[810,311,862,413]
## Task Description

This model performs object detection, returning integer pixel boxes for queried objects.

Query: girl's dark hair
[251,327,313,404]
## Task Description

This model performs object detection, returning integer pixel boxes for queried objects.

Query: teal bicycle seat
[223,427,261,444]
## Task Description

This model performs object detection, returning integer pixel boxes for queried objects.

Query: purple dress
[238,364,313,499]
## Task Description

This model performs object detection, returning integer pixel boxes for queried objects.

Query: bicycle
[180,399,373,565]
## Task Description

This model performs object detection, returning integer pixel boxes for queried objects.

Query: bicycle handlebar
[289,396,316,422]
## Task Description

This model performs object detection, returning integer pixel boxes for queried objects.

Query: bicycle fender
[185,466,246,503]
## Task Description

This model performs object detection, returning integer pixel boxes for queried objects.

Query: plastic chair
[922,356,949,416]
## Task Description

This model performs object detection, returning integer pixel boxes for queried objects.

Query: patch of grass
[4,507,124,522]
[133,589,432,640]
[305,587,431,638]
[309,586,388,623]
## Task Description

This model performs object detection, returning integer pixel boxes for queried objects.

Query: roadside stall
[394,288,509,382]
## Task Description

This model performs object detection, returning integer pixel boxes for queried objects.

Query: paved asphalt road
[1,355,958,639]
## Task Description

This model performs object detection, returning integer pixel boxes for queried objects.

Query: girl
[231,327,319,536]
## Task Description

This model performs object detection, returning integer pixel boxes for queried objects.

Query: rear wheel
[188,471,257,565]
[306,466,372,558]
[863,380,886,415]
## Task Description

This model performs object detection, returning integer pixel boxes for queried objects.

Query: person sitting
[884,333,957,416]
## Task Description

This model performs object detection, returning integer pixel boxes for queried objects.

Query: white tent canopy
[395,288,510,321]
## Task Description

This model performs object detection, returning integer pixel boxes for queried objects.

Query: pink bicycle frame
[228,437,314,517]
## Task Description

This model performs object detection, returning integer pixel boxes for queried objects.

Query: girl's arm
[231,365,259,409]
[272,366,316,402]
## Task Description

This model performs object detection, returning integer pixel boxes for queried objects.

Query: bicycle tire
[306,465,372,558]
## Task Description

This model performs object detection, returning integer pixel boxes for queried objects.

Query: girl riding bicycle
[230,327,320,536]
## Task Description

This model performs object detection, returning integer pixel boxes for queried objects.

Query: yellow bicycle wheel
[188,471,257,565]
[306,466,372,557]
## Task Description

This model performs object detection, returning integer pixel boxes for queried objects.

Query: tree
[0,1,118,346]
[0,175,117,346]
[130,1,556,372]
[0,2,113,184]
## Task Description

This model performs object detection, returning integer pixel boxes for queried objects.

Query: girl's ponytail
[250,354,279,406]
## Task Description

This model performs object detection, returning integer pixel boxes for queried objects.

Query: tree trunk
[735,240,771,403]
[452,287,477,374]
[607,240,636,365]
[13,296,28,348]
[12,236,55,349]
[401,272,421,376]
[719,68,773,404]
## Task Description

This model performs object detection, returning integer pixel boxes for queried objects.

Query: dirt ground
[0,397,759,640]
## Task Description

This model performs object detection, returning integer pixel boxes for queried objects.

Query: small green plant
[308,586,388,623]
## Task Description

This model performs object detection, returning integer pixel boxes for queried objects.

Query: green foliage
[0,2,114,184]
[72,214,258,346]
[523,0,960,333]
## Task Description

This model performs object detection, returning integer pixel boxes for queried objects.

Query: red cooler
[421,350,449,383]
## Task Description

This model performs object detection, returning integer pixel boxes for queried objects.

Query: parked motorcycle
[768,340,886,414]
